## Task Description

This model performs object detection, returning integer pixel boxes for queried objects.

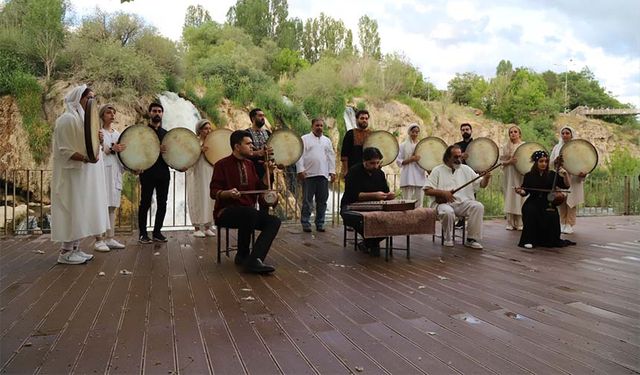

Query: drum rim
[203,128,233,166]
[560,139,598,175]
[84,98,100,163]
[414,136,447,172]
[362,130,399,167]
[465,137,499,172]
[513,141,547,175]
[161,127,201,170]
[266,128,304,166]
[117,124,161,171]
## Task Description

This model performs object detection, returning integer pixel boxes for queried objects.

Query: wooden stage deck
[0,216,639,374]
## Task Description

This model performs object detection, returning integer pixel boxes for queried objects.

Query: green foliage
[358,15,381,60]
[447,72,487,106]
[606,147,640,177]
[184,5,212,29]
[300,13,355,63]
[396,95,431,126]
[519,116,557,150]
[270,48,309,77]
[288,57,346,119]
[226,0,290,46]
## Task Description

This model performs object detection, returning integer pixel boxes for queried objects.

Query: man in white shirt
[423,144,491,249]
[296,118,336,232]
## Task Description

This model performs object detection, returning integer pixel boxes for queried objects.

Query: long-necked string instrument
[516,156,568,209]
[240,146,279,206]
[434,162,501,204]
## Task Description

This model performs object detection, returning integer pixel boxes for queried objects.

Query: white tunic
[101,129,124,207]
[424,164,480,206]
[551,142,585,208]
[51,112,110,242]
[295,133,336,179]
[396,140,427,187]
[501,142,525,215]
[186,153,214,225]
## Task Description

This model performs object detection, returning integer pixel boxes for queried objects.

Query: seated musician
[340,147,395,257]
[210,130,281,274]
[423,144,490,249]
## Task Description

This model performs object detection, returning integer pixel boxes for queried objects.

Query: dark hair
[249,108,263,121]
[529,150,549,173]
[460,122,472,130]
[443,144,462,163]
[355,109,369,119]
[230,130,251,149]
[148,102,164,112]
[363,147,383,161]
[81,87,93,99]
[311,118,324,126]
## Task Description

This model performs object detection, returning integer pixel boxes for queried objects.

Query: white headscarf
[550,125,576,163]
[401,123,420,157]
[64,84,88,124]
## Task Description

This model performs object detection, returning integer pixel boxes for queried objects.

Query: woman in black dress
[515,150,575,250]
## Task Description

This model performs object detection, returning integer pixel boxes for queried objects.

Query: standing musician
[296,118,336,233]
[340,147,395,257]
[500,125,525,230]
[455,122,474,163]
[515,150,575,251]
[340,109,371,178]
[396,123,427,207]
[423,144,490,249]
[186,119,217,238]
[210,130,281,274]
[246,108,272,180]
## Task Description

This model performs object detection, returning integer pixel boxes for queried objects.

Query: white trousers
[61,239,81,251]
[437,200,484,241]
[401,186,424,208]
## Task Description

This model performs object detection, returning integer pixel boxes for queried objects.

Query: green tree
[606,147,640,176]
[184,4,212,29]
[358,15,381,60]
[226,0,289,46]
[447,72,487,106]
[495,59,513,77]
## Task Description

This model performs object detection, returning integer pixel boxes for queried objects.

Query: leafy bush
[397,95,432,126]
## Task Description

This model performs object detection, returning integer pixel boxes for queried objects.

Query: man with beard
[340,109,371,178]
[423,145,491,249]
[454,122,473,163]
[138,102,170,244]
[246,108,272,180]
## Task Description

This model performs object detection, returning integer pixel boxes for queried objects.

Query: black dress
[518,170,575,248]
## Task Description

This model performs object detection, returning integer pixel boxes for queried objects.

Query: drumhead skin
[561,139,598,175]
[415,137,447,172]
[267,129,303,166]
[465,137,499,172]
[117,124,161,171]
[84,98,101,162]
[362,131,399,166]
[161,127,201,170]
[513,142,546,175]
[203,128,232,166]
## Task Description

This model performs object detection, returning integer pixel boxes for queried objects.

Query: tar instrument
[117,124,160,171]
[362,130,399,166]
[161,127,201,170]
[434,163,501,204]
[560,139,598,175]
[203,128,232,166]
[266,129,303,166]
[513,142,547,175]
[465,137,499,173]
[414,137,448,172]
[84,98,101,162]
[347,199,417,212]
[239,189,279,206]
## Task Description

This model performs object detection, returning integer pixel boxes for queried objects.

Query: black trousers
[216,206,281,263]
[138,175,170,236]
[341,210,384,249]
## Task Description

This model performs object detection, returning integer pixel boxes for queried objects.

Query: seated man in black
[340,147,395,257]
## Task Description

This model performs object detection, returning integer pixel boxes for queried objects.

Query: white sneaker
[524,243,533,249]
[516,226,523,231]
[94,241,110,252]
[193,230,206,238]
[57,251,86,265]
[505,225,514,231]
[564,225,574,234]
[464,239,483,249]
[443,240,454,247]
[560,224,567,233]
[74,249,94,261]
[204,229,216,237]
[106,238,125,249]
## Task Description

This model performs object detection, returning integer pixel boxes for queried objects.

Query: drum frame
[513,142,547,175]
[84,98,101,163]
[560,139,598,175]
[203,128,233,166]
[465,137,499,173]
[161,127,201,171]
[362,130,399,167]
[266,129,304,167]
[117,124,160,171]
[414,136,447,172]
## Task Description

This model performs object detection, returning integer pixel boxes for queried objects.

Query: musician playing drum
[187,119,217,238]
[340,147,395,257]
[423,145,490,249]
[500,125,525,231]
[455,123,474,163]
[396,123,427,207]
[340,109,371,178]
[515,150,575,251]
[210,130,281,274]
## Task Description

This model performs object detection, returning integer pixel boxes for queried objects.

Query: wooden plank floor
[0,216,639,374]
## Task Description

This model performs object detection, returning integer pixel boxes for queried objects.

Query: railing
[2,168,638,236]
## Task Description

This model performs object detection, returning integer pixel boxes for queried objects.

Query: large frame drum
[513,142,547,175]
[465,137,499,173]
[560,139,598,175]
[362,130,399,166]
[203,128,233,166]
[414,137,447,172]
[161,127,201,170]
[267,129,303,166]
[84,98,101,162]
[117,125,161,171]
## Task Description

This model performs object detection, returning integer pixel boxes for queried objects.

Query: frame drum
[203,128,232,166]
[161,127,201,170]
[117,125,160,171]
[414,137,447,172]
[560,139,598,175]
[267,129,303,166]
[84,98,101,162]
[362,130,399,166]
[513,142,546,175]
[465,137,499,172]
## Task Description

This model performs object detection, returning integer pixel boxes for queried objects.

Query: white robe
[551,142,585,208]
[101,129,124,207]
[396,140,427,187]
[186,153,214,225]
[51,112,110,242]
[501,141,525,215]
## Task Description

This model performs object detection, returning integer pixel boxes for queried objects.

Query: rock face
[0,96,39,174]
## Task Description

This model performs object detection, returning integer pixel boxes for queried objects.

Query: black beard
[256,120,265,128]
[462,133,471,140]
[152,115,162,123]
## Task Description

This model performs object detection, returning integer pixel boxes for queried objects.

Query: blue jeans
[301,176,329,229]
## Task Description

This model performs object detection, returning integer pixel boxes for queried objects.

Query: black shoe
[316,227,325,232]
[153,232,168,242]
[244,258,275,274]
[357,241,369,253]
[455,220,464,228]
[302,227,312,233]
[369,245,381,257]
[138,234,152,244]
[234,253,246,266]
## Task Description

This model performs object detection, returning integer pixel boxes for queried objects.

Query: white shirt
[295,132,336,179]
[423,164,480,204]
[396,139,427,187]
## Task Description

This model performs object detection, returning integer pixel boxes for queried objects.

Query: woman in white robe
[550,126,586,234]
[500,125,525,230]
[186,119,216,237]
[396,123,427,207]
[51,84,110,265]
[94,104,126,251]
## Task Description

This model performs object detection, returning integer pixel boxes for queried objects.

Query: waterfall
[343,106,357,131]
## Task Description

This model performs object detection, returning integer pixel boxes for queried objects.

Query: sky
[67,0,640,107]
